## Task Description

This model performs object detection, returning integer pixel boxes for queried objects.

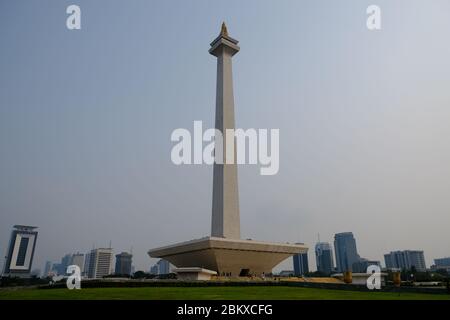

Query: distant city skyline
[15,231,446,277]
[2,1,450,273]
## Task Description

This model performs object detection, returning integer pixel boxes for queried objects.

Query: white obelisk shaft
[209,23,240,239]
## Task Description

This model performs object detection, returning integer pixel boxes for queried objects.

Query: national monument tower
[148,24,308,277]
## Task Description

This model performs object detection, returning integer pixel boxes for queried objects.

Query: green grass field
[0,286,449,300]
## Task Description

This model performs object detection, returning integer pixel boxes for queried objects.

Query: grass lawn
[0,286,449,300]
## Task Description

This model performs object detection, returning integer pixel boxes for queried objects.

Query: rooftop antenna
[317,233,321,243]
[109,240,112,249]
[130,246,133,255]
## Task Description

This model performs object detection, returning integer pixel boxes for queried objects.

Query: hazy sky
[1,0,450,274]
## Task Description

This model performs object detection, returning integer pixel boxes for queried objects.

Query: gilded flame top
[221,22,228,36]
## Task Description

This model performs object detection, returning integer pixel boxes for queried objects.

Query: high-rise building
[352,258,381,273]
[86,248,114,279]
[334,232,360,272]
[434,257,450,272]
[51,263,61,275]
[384,250,426,272]
[2,225,38,278]
[43,261,53,277]
[31,268,41,277]
[149,264,159,275]
[83,251,91,277]
[156,259,174,275]
[315,242,334,275]
[115,252,132,276]
[71,252,85,273]
[58,254,72,275]
[292,250,309,276]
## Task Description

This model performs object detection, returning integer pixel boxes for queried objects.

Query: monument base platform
[148,237,308,276]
